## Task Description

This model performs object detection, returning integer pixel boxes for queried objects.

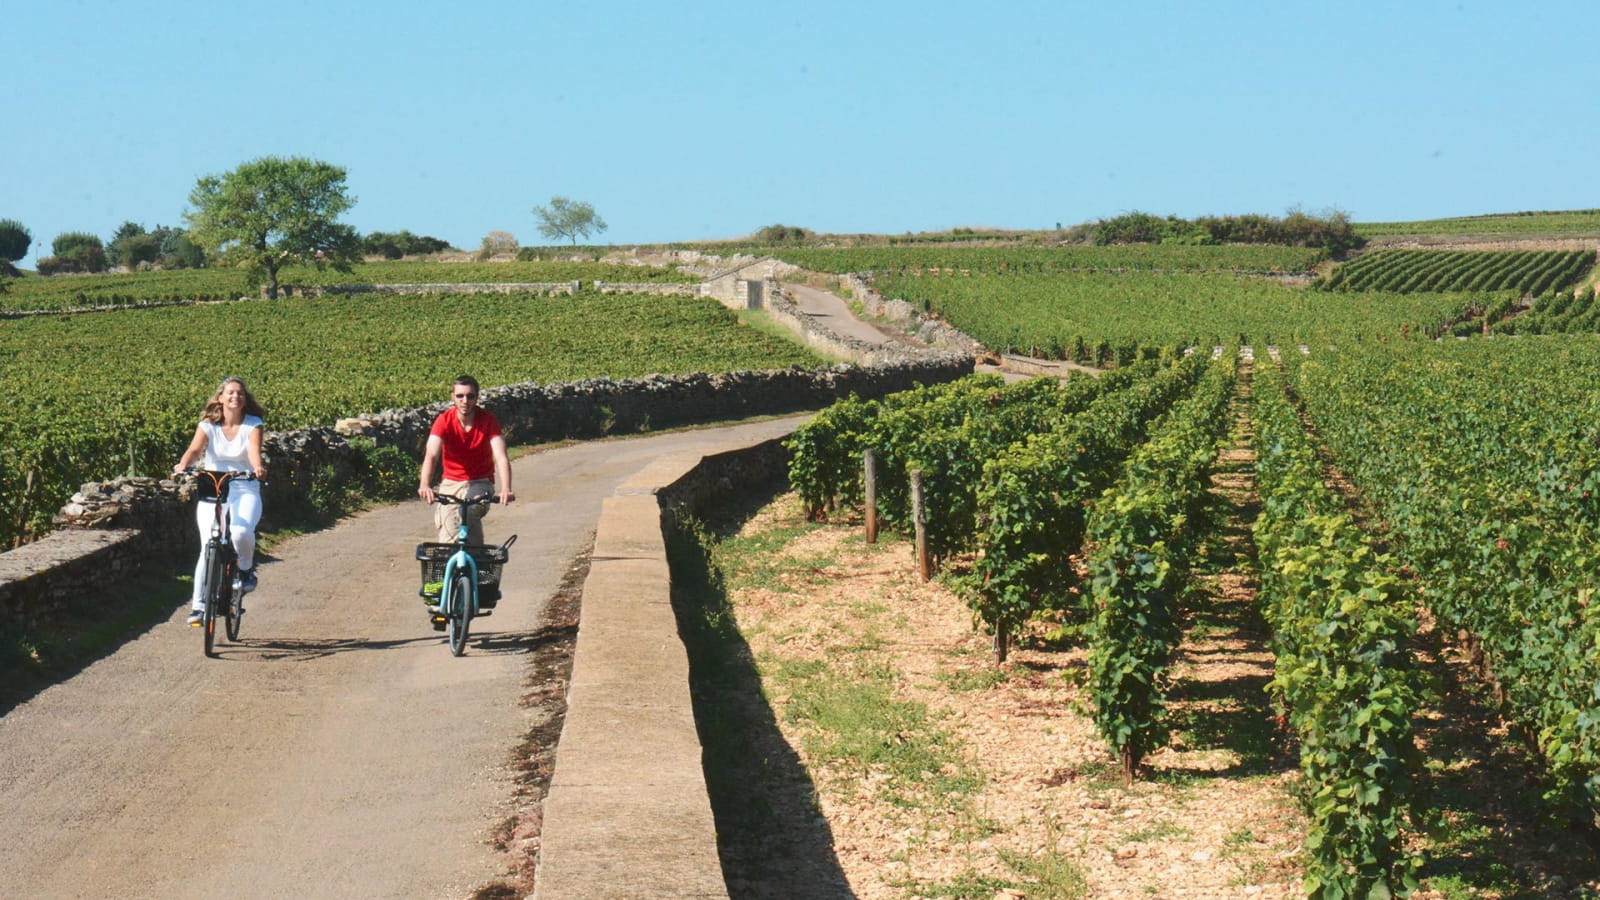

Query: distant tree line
[6,156,616,297]
[1092,208,1364,255]
[754,223,814,243]
[1,216,452,278]
[361,230,452,259]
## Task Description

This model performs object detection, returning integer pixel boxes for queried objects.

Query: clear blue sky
[9,0,1597,266]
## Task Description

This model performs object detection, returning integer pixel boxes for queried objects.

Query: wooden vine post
[911,469,929,582]
[863,449,878,544]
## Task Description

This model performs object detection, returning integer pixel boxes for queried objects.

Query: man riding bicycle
[417,375,515,544]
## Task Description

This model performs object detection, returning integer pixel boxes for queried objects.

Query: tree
[532,196,607,245]
[185,156,361,298]
[477,231,519,260]
[754,223,812,244]
[47,231,107,273]
[0,219,31,267]
[363,229,452,259]
[157,227,206,269]
[107,221,162,269]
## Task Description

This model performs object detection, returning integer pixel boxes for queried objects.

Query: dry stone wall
[274,282,582,298]
[4,357,971,631]
[842,273,988,357]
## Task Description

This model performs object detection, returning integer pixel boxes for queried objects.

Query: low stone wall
[842,273,988,357]
[761,282,980,368]
[331,356,971,458]
[0,529,143,630]
[5,357,971,634]
[535,429,794,900]
[657,437,792,524]
[274,282,582,297]
[590,281,699,296]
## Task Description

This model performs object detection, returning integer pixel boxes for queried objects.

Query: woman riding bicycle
[174,376,267,625]
[417,375,515,543]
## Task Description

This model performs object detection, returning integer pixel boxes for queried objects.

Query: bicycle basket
[415,542,509,606]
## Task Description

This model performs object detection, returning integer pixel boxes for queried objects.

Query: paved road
[786,283,919,347]
[0,417,806,899]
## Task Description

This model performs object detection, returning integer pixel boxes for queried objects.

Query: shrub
[35,255,72,276]
[754,223,812,243]
[477,231,519,260]
[50,232,107,273]
[0,218,31,262]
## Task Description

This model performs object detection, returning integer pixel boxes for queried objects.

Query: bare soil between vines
[687,477,1600,896]
[677,408,1334,900]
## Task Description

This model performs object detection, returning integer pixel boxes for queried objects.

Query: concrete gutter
[534,445,772,898]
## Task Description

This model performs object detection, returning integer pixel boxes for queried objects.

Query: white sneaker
[186,606,206,626]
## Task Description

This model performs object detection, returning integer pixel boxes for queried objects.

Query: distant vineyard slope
[1319,248,1596,295]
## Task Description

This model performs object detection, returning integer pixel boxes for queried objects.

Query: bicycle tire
[203,545,225,658]
[224,559,243,642]
[447,570,473,657]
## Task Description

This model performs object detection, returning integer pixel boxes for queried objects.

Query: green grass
[913,845,1088,900]
[934,666,1010,693]
[777,657,978,799]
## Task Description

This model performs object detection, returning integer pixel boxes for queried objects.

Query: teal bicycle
[416,494,516,656]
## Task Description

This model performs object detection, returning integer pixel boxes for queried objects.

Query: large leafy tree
[185,156,361,298]
[532,196,607,245]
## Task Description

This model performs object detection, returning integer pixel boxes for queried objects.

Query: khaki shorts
[434,478,495,544]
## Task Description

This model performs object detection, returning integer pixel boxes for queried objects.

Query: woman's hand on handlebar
[498,489,515,506]
[418,484,437,504]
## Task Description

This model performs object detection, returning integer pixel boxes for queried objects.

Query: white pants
[191,484,263,605]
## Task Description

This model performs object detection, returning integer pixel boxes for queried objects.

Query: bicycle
[415,494,516,656]
[183,468,259,658]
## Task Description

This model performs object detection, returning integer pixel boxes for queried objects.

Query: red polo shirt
[430,408,502,482]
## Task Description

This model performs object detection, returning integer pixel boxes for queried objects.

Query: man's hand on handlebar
[420,488,513,506]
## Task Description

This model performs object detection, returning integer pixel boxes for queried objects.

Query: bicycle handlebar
[429,493,501,507]
[179,467,259,482]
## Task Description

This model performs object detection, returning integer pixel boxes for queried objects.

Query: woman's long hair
[201,376,267,424]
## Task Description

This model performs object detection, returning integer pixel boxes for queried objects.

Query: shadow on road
[0,568,192,718]
[666,495,857,900]
[217,625,562,662]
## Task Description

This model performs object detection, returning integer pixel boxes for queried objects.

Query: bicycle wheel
[447,570,473,657]
[224,559,243,642]
[203,547,226,658]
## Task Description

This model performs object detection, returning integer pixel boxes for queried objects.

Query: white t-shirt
[201,415,264,472]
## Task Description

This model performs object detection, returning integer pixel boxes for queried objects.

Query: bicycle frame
[187,469,257,657]
[421,492,514,656]
[437,522,481,622]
